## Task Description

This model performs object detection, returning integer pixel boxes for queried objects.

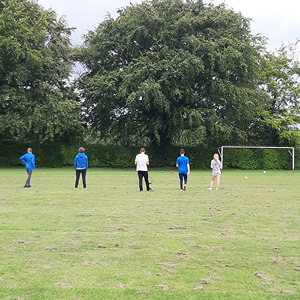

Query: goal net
[218,146,295,172]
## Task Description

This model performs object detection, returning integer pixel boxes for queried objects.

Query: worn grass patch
[0,168,299,299]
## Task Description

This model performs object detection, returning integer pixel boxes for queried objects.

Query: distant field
[0,168,299,299]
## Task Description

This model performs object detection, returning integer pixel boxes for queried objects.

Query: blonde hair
[214,153,220,164]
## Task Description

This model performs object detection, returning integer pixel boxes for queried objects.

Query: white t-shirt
[135,153,149,171]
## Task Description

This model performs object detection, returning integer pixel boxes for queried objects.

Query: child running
[207,153,221,190]
[176,149,190,191]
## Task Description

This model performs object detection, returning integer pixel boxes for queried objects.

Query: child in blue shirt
[74,147,88,189]
[176,149,190,191]
[20,148,36,188]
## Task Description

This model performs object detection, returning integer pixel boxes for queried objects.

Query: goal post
[218,146,295,172]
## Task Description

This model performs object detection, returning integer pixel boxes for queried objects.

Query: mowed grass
[0,168,299,300]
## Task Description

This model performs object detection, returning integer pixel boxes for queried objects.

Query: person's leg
[75,170,80,188]
[179,173,183,190]
[25,170,32,187]
[138,171,143,191]
[82,169,87,188]
[210,175,215,188]
[183,174,187,191]
[208,175,216,190]
[143,171,150,191]
[216,174,221,190]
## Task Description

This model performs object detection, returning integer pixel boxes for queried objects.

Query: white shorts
[212,170,221,176]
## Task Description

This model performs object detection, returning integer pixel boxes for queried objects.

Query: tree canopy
[258,41,300,146]
[1,0,299,149]
[77,0,269,147]
[0,0,82,143]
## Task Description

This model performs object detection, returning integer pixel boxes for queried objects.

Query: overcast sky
[37,0,300,51]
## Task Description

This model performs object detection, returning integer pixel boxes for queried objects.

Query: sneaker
[140,190,143,192]
[180,189,183,191]
[216,188,218,190]
[183,185,186,191]
[147,188,153,192]
[207,188,212,190]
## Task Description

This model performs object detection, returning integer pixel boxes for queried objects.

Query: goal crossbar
[218,146,295,172]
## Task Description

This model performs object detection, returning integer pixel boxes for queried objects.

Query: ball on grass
[244,177,248,180]
[161,170,164,173]
[149,181,152,184]
[171,171,174,174]
[263,171,266,174]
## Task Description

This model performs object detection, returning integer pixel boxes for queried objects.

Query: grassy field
[0,167,299,299]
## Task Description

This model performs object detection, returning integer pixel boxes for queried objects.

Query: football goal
[218,146,295,172]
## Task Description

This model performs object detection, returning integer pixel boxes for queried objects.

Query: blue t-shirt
[176,156,189,174]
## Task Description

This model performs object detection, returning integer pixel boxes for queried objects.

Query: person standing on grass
[176,149,190,191]
[135,148,152,192]
[207,153,221,190]
[20,148,36,188]
[74,147,88,189]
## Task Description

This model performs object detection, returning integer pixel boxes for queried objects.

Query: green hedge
[0,142,298,170]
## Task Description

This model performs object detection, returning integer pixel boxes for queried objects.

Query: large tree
[0,0,82,143]
[257,41,300,146]
[77,0,266,147]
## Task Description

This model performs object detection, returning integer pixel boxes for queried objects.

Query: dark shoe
[140,190,143,192]
[147,188,153,192]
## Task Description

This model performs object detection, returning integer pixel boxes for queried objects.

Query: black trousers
[75,169,87,188]
[138,171,150,191]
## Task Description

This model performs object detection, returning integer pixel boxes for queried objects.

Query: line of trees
[1,0,300,149]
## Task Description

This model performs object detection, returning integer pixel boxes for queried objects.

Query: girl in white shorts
[207,154,221,190]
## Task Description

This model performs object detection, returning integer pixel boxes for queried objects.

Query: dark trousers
[179,173,187,190]
[75,169,87,188]
[25,170,32,187]
[138,171,150,191]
